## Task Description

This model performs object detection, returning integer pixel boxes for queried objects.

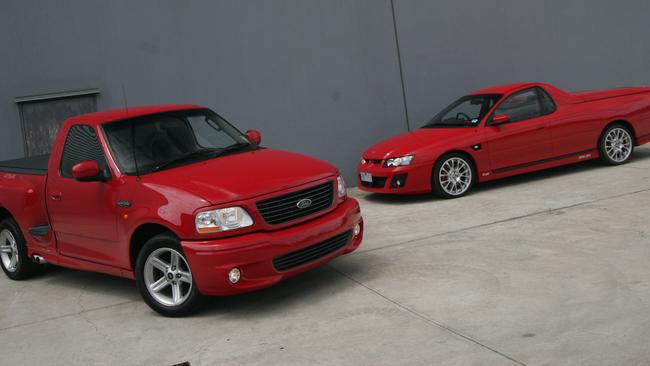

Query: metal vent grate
[273,230,352,272]
[256,182,334,225]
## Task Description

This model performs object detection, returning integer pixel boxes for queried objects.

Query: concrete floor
[2,146,650,366]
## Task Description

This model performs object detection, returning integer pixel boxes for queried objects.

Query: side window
[537,87,556,115]
[60,125,109,178]
[492,88,542,123]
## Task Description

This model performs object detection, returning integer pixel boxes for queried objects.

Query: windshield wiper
[208,142,254,159]
[151,148,220,172]
[150,143,253,173]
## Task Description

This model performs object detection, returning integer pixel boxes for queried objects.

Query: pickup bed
[0,105,363,316]
[0,154,49,175]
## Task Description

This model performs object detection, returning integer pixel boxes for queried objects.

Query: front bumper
[357,161,432,194]
[181,198,363,296]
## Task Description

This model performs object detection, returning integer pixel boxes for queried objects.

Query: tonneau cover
[0,154,49,175]
[570,87,650,103]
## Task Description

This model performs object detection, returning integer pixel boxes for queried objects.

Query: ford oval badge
[296,198,312,209]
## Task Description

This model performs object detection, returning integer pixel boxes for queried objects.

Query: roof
[66,104,205,126]
[469,82,540,95]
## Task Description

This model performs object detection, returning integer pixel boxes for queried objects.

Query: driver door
[46,124,121,265]
[484,88,554,172]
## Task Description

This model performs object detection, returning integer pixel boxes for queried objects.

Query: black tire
[432,153,475,199]
[0,218,40,280]
[135,234,203,317]
[599,124,634,165]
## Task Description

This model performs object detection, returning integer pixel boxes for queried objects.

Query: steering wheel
[456,112,471,121]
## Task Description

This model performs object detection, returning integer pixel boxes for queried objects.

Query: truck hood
[143,148,337,205]
[363,128,477,160]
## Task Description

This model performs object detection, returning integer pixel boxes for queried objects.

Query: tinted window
[422,94,502,128]
[538,87,556,114]
[491,88,544,123]
[60,125,109,178]
[103,109,252,175]
[187,114,239,148]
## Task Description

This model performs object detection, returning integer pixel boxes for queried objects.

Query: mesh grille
[256,182,334,225]
[273,230,352,272]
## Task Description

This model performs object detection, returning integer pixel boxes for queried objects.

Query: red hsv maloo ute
[0,105,363,316]
[358,82,650,198]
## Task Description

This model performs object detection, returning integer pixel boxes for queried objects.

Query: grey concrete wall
[393,0,650,127]
[0,0,408,182]
[1,0,650,182]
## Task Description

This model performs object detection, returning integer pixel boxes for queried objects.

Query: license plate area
[360,172,373,183]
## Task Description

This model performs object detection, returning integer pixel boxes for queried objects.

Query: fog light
[390,174,408,189]
[228,268,241,284]
[353,223,361,236]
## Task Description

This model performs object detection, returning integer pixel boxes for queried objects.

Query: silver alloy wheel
[0,229,19,273]
[605,127,633,163]
[143,247,193,307]
[439,157,472,196]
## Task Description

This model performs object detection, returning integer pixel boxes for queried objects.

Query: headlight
[384,155,414,167]
[195,207,253,234]
[337,175,347,198]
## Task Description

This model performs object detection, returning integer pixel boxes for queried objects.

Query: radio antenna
[121,84,141,180]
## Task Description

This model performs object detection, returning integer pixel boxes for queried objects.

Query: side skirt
[26,248,135,279]
[481,148,599,182]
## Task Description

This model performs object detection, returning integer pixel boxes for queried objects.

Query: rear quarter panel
[548,90,650,153]
[0,172,54,250]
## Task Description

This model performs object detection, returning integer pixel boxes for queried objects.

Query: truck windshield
[422,94,502,128]
[102,109,254,175]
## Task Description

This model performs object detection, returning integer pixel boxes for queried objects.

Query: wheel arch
[0,207,14,223]
[130,223,178,270]
[601,120,638,145]
[433,150,478,177]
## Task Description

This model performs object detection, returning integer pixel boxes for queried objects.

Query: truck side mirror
[491,114,512,126]
[246,130,261,145]
[72,161,104,182]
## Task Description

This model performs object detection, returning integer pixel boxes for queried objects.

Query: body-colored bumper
[357,161,432,194]
[181,198,363,296]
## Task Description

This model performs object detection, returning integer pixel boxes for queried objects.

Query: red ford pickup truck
[0,105,363,316]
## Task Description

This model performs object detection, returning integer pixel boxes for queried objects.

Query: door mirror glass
[491,114,512,125]
[72,161,103,182]
[246,130,261,145]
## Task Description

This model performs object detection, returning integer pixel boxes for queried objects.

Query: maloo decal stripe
[493,148,597,174]
[638,132,650,139]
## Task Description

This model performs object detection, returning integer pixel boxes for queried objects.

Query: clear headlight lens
[337,175,347,198]
[195,207,253,234]
[384,155,414,167]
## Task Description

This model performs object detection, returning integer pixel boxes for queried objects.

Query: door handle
[50,192,62,201]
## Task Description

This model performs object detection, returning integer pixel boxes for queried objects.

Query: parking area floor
[2,146,650,365]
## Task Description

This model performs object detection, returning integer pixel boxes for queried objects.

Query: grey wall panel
[1,0,649,184]
[0,0,408,182]
[393,0,650,128]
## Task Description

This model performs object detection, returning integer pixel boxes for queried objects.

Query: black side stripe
[639,132,650,140]
[493,148,597,174]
